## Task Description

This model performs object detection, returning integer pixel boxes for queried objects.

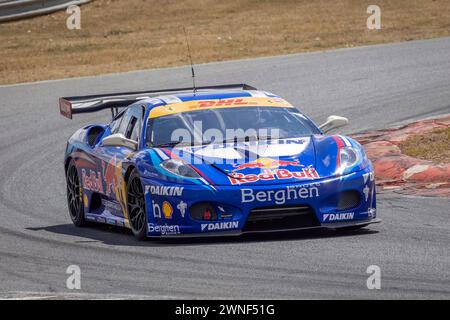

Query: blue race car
[60,84,379,240]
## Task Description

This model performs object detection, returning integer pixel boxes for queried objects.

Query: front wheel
[66,159,87,227]
[127,169,148,240]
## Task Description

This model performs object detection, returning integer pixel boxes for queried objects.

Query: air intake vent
[337,190,361,210]
[244,205,320,232]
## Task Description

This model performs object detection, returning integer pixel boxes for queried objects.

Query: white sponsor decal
[86,215,96,222]
[201,221,239,232]
[177,200,187,218]
[241,184,319,205]
[147,185,184,196]
[363,172,374,184]
[103,199,122,213]
[363,185,370,201]
[258,138,308,157]
[148,223,181,235]
[96,217,106,223]
[323,212,354,222]
[177,135,308,165]
[152,200,161,218]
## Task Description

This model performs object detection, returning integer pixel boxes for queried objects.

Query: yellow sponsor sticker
[149,97,293,119]
[162,201,173,219]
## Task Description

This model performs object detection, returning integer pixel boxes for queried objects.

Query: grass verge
[1,0,450,84]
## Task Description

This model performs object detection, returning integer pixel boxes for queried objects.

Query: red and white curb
[351,114,450,197]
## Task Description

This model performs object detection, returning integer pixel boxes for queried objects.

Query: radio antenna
[183,27,197,95]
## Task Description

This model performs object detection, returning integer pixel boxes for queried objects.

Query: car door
[94,105,144,217]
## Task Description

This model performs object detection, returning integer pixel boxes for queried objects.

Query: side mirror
[102,133,138,150]
[319,115,349,133]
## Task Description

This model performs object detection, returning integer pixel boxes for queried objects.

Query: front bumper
[142,166,378,237]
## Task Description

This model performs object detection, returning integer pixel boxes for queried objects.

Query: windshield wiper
[152,135,282,148]
[150,141,191,148]
[218,135,278,144]
[217,137,254,144]
[256,135,277,141]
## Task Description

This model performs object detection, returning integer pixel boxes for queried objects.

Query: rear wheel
[127,170,147,240]
[66,159,87,227]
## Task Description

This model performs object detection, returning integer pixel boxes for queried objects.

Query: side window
[117,111,133,135]
[126,116,139,140]
[115,105,144,142]
[129,106,144,142]
[110,111,124,134]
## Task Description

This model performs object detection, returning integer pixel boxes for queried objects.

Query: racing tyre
[66,159,87,227]
[127,169,148,240]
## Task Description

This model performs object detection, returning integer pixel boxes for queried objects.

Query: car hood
[144,135,361,186]
[174,136,321,186]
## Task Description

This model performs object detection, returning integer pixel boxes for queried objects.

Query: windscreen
[147,106,320,147]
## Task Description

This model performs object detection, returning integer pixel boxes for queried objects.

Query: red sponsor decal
[102,157,118,197]
[332,136,345,167]
[234,158,302,171]
[197,98,250,108]
[228,168,319,185]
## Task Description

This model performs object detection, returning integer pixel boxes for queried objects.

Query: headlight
[336,146,365,176]
[160,159,201,178]
[340,147,360,169]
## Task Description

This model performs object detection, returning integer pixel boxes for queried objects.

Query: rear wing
[59,83,257,119]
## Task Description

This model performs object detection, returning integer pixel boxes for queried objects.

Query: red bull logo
[102,157,118,198]
[82,169,104,193]
[229,168,319,185]
[234,157,302,171]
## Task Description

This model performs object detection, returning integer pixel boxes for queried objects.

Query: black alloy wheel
[66,159,87,226]
[127,169,147,240]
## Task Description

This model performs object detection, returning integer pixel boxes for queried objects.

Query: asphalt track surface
[0,37,449,299]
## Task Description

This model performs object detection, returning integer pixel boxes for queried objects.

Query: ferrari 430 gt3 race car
[60,84,379,240]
